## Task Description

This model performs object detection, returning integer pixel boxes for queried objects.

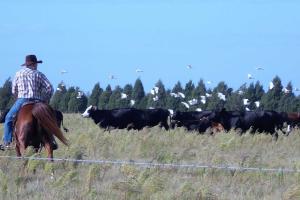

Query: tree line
[0,76,300,113]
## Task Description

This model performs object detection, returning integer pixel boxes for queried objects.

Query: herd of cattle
[82,106,300,136]
[1,106,299,136]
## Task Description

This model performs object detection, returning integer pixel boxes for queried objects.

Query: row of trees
[0,76,300,113]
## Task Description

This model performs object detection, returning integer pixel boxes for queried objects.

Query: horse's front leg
[15,141,21,157]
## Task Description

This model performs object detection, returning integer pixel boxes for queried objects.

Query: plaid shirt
[12,67,54,102]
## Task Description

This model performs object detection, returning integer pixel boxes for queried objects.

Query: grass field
[1,114,300,200]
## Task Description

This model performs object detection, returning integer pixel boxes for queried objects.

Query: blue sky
[1,0,300,94]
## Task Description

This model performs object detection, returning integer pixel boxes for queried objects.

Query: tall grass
[1,114,300,199]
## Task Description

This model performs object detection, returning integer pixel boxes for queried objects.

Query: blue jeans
[3,98,32,144]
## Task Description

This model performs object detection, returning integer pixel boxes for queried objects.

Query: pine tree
[192,79,207,111]
[0,79,14,110]
[166,81,184,110]
[68,88,88,113]
[184,80,195,99]
[132,79,145,109]
[88,83,103,106]
[148,80,167,108]
[225,91,244,111]
[98,85,112,109]
[60,87,76,112]
[207,81,232,111]
[108,86,122,109]
[261,76,283,111]
[119,84,133,108]
[50,83,67,110]
[279,82,296,112]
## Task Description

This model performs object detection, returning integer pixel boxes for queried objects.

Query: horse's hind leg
[43,140,55,179]
[44,141,53,161]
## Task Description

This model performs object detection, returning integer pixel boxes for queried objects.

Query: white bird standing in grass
[218,92,226,101]
[181,102,190,109]
[168,109,174,116]
[130,100,135,106]
[205,93,212,98]
[151,87,159,95]
[177,92,185,98]
[200,96,206,104]
[283,88,291,94]
[255,101,260,108]
[77,91,84,99]
[170,93,179,98]
[269,82,274,90]
[188,99,198,106]
[154,87,159,94]
[243,99,250,106]
[121,93,128,99]
[196,108,202,112]
[150,89,155,95]
[153,96,159,102]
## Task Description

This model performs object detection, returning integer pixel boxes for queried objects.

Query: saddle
[22,100,43,107]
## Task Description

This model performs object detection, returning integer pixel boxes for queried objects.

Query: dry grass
[1,114,300,199]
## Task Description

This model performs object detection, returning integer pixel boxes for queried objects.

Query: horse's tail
[32,103,69,146]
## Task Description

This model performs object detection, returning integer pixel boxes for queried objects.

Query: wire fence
[1,155,300,174]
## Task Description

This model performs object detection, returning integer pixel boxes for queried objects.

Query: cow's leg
[162,120,169,130]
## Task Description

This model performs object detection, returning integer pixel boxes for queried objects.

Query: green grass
[1,114,300,199]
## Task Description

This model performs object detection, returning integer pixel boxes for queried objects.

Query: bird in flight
[60,70,68,74]
[256,67,264,70]
[136,68,143,73]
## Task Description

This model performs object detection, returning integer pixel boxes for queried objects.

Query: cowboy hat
[21,55,43,66]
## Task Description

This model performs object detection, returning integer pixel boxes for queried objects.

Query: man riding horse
[0,55,58,151]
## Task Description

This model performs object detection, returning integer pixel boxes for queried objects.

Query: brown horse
[14,102,69,159]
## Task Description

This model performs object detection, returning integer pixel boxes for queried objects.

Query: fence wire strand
[0,155,299,174]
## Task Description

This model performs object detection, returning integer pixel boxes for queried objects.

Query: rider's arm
[12,75,18,98]
[39,73,54,102]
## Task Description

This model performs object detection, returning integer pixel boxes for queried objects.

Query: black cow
[211,109,286,135]
[135,108,170,130]
[54,110,69,132]
[82,106,170,131]
[170,111,216,133]
[210,110,242,131]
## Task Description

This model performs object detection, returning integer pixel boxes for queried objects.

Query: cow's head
[82,105,97,118]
